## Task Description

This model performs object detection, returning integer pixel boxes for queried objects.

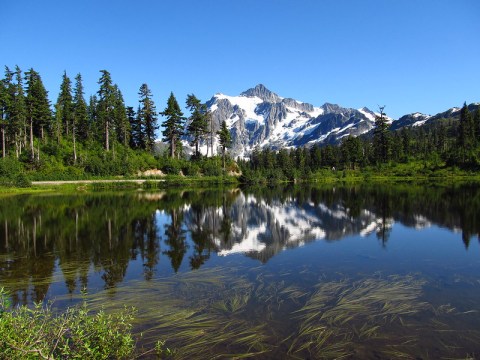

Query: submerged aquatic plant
[70,267,271,359]
[286,274,429,359]
[50,267,480,359]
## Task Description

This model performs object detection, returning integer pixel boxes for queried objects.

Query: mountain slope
[389,103,479,131]
[203,84,378,158]
[187,84,478,158]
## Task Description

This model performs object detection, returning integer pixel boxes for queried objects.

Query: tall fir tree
[0,67,13,157]
[373,106,391,164]
[457,102,475,164]
[112,84,130,147]
[126,106,141,149]
[186,94,208,158]
[161,92,184,158]
[96,70,115,151]
[473,106,480,142]
[54,71,73,142]
[400,127,411,160]
[341,135,362,170]
[217,120,232,171]
[25,68,52,159]
[73,73,89,142]
[11,66,27,158]
[138,83,158,152]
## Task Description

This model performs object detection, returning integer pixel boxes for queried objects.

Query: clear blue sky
[1,0,479,119]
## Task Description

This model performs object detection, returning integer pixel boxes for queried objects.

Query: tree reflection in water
[0,183,480,304]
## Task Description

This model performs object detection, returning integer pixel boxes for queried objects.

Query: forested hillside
[0,66,232,185]
[239,104,480,183]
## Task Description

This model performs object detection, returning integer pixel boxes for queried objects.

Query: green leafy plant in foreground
[0,287,137,359]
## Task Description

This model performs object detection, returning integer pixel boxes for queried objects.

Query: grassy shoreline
[1,166,480,194]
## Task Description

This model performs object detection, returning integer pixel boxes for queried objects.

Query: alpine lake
[1,182,480,359]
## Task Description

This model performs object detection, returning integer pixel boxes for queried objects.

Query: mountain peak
[240,84,281,102]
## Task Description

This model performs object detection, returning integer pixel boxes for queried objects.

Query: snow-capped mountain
[389,103,479,131]
[184,84,478,158]
[203,84,378,158]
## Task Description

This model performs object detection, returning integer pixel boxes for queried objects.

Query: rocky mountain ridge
[204,84,379,158]
[184,84,477,158]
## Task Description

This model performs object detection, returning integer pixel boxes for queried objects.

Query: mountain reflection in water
[0,183,479,304]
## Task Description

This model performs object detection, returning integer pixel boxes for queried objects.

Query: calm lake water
[1,183,480,359]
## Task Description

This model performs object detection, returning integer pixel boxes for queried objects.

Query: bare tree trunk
[23,124,27,150]
[57,119,61,143]
[171,137,175,158]
[73,126,77,164]
[1,127,5,158]
[105,119,110,151]
[210,116,214,156]
[222,147,226,171]
[30,117,34,161]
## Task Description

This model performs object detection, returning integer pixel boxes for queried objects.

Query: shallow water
[1,183,480,358]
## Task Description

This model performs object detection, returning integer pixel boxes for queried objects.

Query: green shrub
[160,157,182,175]
[0,158,30,187]
[0,288,136,359]
[182,162,200,176]
[200,158,222,176]
[13,173,31,187]
[0,157,24,177]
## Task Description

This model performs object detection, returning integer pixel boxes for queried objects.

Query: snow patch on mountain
[203,84,378,158]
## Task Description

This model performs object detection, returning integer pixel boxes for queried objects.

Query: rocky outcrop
[204,84,377,158]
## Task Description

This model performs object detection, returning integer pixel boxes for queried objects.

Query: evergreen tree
[341,136,362,169]
[474,106,480,142]
[54,71,73,142]
[436,123,448,155]
[186,94,208,158]
[87,95,98,137]
[161,92,184,158]
[73,73,89,142]
[11,66,27,158]
[127,106,141,149]
[216,120,231,171]
[278,148,294,178]
[309,145,322,169]
[138,83,158,151]
[0,68,12,158]
[25,68,52,159]
[400,127,411,160]
[97,70,115,151]
[112,85,130,147]
[391,132,403,162]
[322,144,339,168]
[457,102,474,164]
[373,106,391,163]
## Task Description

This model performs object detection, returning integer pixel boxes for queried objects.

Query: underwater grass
[33,266,480,359]
[57,266,272,359]
[286,274,430,359]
